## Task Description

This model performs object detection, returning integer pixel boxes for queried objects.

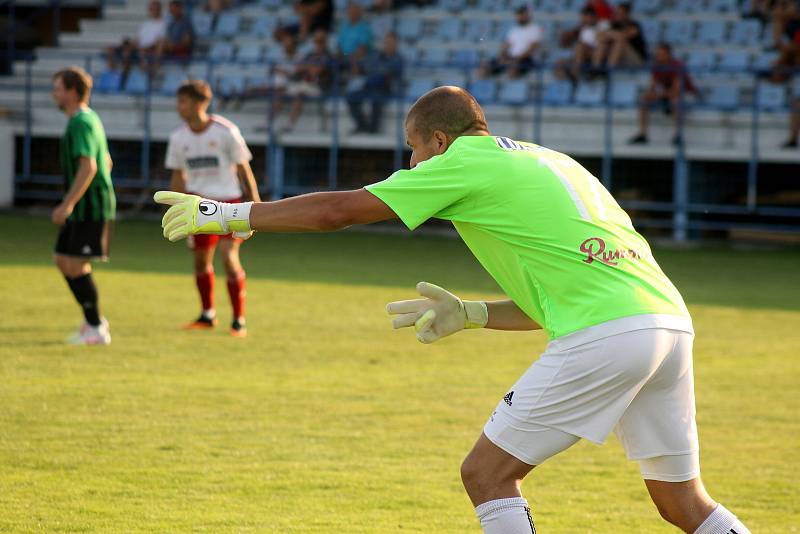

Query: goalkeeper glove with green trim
[153,191,253,242]
[386,282,488,344]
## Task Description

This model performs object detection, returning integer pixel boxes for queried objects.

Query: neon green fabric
[366,135,689,339]
[60,108,115,221]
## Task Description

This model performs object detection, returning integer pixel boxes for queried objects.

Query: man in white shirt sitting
[480,5,543,79]
[105,0,166,74]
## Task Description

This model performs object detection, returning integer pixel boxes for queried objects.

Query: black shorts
[54,220,113,260]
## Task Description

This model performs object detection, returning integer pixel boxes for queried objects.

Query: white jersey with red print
[165,114,253,200]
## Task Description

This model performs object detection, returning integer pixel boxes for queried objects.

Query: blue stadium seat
[192,11,214,38]
[370,15,394,38]
[640,19,662,43]
[696,20,726,46]
[757,83,786,111]
[610,81,638,107]
[469,78,497,103]
[160,70,186,95]
[217,74,245,98]
[397,18,423,42]
[575,82,605,106]
[671,0,701,13]
[686,50,716,71]
[215,12,241,37]
[400,46,422,65]
[124,68,149,95]
[633,0,662,15]
[664,20,695,46]
[250,15,278,38]
[542,80,573,106]
[258,0,281,8]
[209,42,235,62]
[437,18,462,42]
[440,0,467,11]
[753,51,778,72]
[497,79,529,105]
[707,86,739,110]
[730,19,762,47]
[493,19,513,41]
[452,48,481,68]
[709,0,738,12]
[423,47,449,65]
[718,51,750,72]
[237,43,263,62]
[406,78,436,100]
[95,70,122,93]
[539,0,563,13]
[464,19,493,42]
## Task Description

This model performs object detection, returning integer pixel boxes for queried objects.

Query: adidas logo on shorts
[503,391,514,406]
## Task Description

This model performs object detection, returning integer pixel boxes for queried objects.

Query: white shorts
[483,315,700,482]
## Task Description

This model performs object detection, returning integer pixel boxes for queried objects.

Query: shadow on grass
[3,214,800,312]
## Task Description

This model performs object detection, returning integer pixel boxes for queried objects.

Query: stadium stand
[2,0,797,156]
[3,0,800,236]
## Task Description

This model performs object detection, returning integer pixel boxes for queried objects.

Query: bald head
[406,86,489,142]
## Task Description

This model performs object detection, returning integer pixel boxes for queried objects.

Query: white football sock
[475,497,536,534]
[694,504,751,534]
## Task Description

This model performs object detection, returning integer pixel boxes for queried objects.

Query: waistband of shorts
[547,314,694,352]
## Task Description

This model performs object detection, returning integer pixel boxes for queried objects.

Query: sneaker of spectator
[155,0,194,68]
[479,4,543,79]
[292,0,334,42]
[628,42,698,146]
[105,0,165,76]
[592,2,647,73]
[338,2,373,62]
[346,31,403,134]
[283,29,335,132]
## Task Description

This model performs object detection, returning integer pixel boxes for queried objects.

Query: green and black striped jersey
[60,107,116,221]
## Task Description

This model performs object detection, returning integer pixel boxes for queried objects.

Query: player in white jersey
[165,80,261,337]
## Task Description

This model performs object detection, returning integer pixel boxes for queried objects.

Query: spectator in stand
[293,0,334,41]
[156,0,194,64]
[346,31,403,134]
[282,29,334,133]
[592,2,647,71]
[338,2,373,61]
[584,0,613,28]
[781,95,800,148]
[105,0,165,75]
[479,4,543,79]
[769,0,800,50]
[556,7,600,81]
[629,43,698,146]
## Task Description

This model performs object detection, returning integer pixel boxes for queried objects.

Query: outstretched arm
[249,188,396,232]
[154,188,398,241]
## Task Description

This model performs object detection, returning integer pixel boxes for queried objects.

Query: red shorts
[187,195,244,251]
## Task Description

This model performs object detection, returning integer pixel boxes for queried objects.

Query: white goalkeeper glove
[153,191,254,242]
[386,282,488,344]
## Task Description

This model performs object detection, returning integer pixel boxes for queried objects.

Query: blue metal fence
[8,50,800,239]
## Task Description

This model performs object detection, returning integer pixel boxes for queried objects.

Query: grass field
[1,213,799,533]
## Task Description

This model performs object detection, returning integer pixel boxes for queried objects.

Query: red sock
[226,272,246,320]
[195,269,215,312]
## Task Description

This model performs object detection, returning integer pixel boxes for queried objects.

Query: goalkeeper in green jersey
[155,86,751,534]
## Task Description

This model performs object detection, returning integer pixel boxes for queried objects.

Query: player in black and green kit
[51,66,116,345]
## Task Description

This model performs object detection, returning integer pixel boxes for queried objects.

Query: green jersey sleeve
[69,119,99,160]
[365,148,472,230]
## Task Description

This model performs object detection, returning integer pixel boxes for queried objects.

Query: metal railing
[8,50,800,239]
